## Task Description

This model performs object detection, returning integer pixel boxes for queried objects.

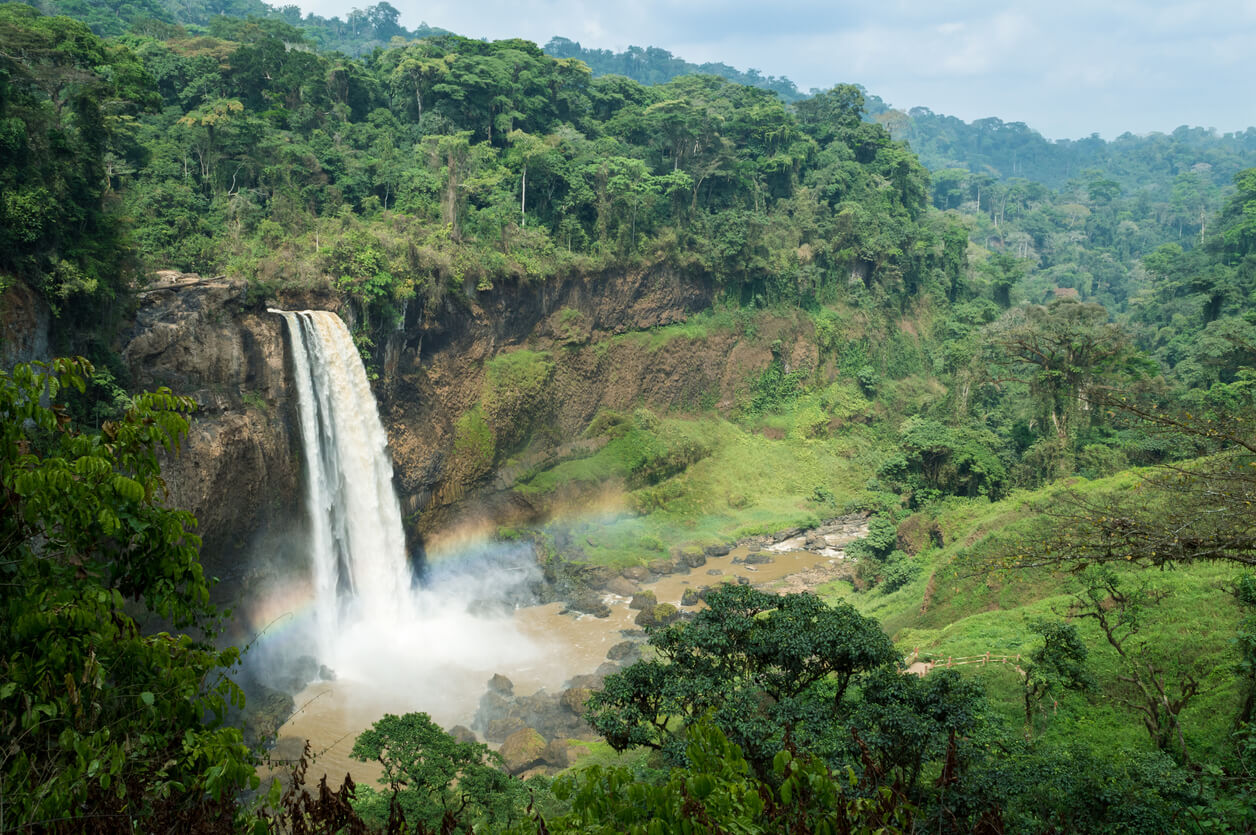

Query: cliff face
[122,273,304,582]
[116,264,818,570]
[0,280,50,368]
[379,265,715,530]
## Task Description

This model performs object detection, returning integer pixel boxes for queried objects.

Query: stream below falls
[273,539,853,787]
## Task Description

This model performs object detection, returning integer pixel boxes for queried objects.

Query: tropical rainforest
[2,0,1256,831]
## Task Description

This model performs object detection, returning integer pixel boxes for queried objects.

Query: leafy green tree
[982,300,1153,444]
[350,712,530,832]
[584,585,897,775]
[849,667,986,796]
[1022,619,1095,733]
[0,5,157,327]
[551,719,912,834]
[890,417,1008,501]
[0,359,256,830]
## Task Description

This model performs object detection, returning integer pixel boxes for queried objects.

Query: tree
[1022,619,1094,733]
[1004,380,1256,571]
[0,359,256,830]
[584,585,898,775]
[349,712,529,832]
[1066,567,1206,762]
[550,719,913,834]
[0,5,158,323]
[981,299,1153,443]
[382,42,451,123]
[890,417,1008,501]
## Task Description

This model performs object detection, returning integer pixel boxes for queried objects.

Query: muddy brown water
[274,541,854,787]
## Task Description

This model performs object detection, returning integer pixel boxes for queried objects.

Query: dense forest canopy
[3,0,1256,830]
[542,36,805,102]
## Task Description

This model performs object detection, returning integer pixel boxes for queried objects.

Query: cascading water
[271,309,416,657]
[263,309,543,731]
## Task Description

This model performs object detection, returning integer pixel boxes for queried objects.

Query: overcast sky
[296,0,1256,140]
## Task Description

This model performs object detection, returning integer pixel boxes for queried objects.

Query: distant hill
[885,103,1256,189]
[543,36,805,102]
[22,0,450,53]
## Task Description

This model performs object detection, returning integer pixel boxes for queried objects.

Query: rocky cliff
[111,264,821,575]
[122,272,304,584]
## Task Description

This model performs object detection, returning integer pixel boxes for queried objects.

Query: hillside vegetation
[1,0,1255,830]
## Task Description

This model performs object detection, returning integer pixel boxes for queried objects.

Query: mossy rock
[676,546,706,568]
[499,727,548,775]
[607,640,642,663]
[635,602,679,627]
[648,558,677,575]
[629,590,658,610]
[560,686,593,714]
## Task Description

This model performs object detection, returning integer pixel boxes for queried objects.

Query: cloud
[295,0,1256,139]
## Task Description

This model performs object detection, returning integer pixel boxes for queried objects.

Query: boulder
[245,687,295,745]
[648,558,676,576]
[447,725,478,744]
[484,716,526,742]
[628,590,657,610]
[606,576,637,597]
[621,565,651,582]
[541,739,572,769]
[488,674,515,697]
[565,673,604,690]
[560,687,593,714]
[704,543,731,557]
[565,591,611,618]
[676,547,706,568]
[680,588,700,606]
[499,728,548,775]
[606,640,642,662]
[635,602,678,628]
[581,565,614,590]
[744,551,774,565]
[476,690,512,728]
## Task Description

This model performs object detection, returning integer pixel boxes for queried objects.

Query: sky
[296,0,1256,141]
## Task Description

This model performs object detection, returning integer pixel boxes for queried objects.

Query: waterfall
[271,309,415,656]
[260,308,543,726]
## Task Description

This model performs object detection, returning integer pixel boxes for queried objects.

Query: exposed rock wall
[380,264,719,532]
[118,263,820,571]
[122,273,303,583]
[0,280,50,368]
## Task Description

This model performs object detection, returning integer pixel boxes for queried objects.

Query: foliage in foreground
[349,712,531,832]
[0,359,256,831]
